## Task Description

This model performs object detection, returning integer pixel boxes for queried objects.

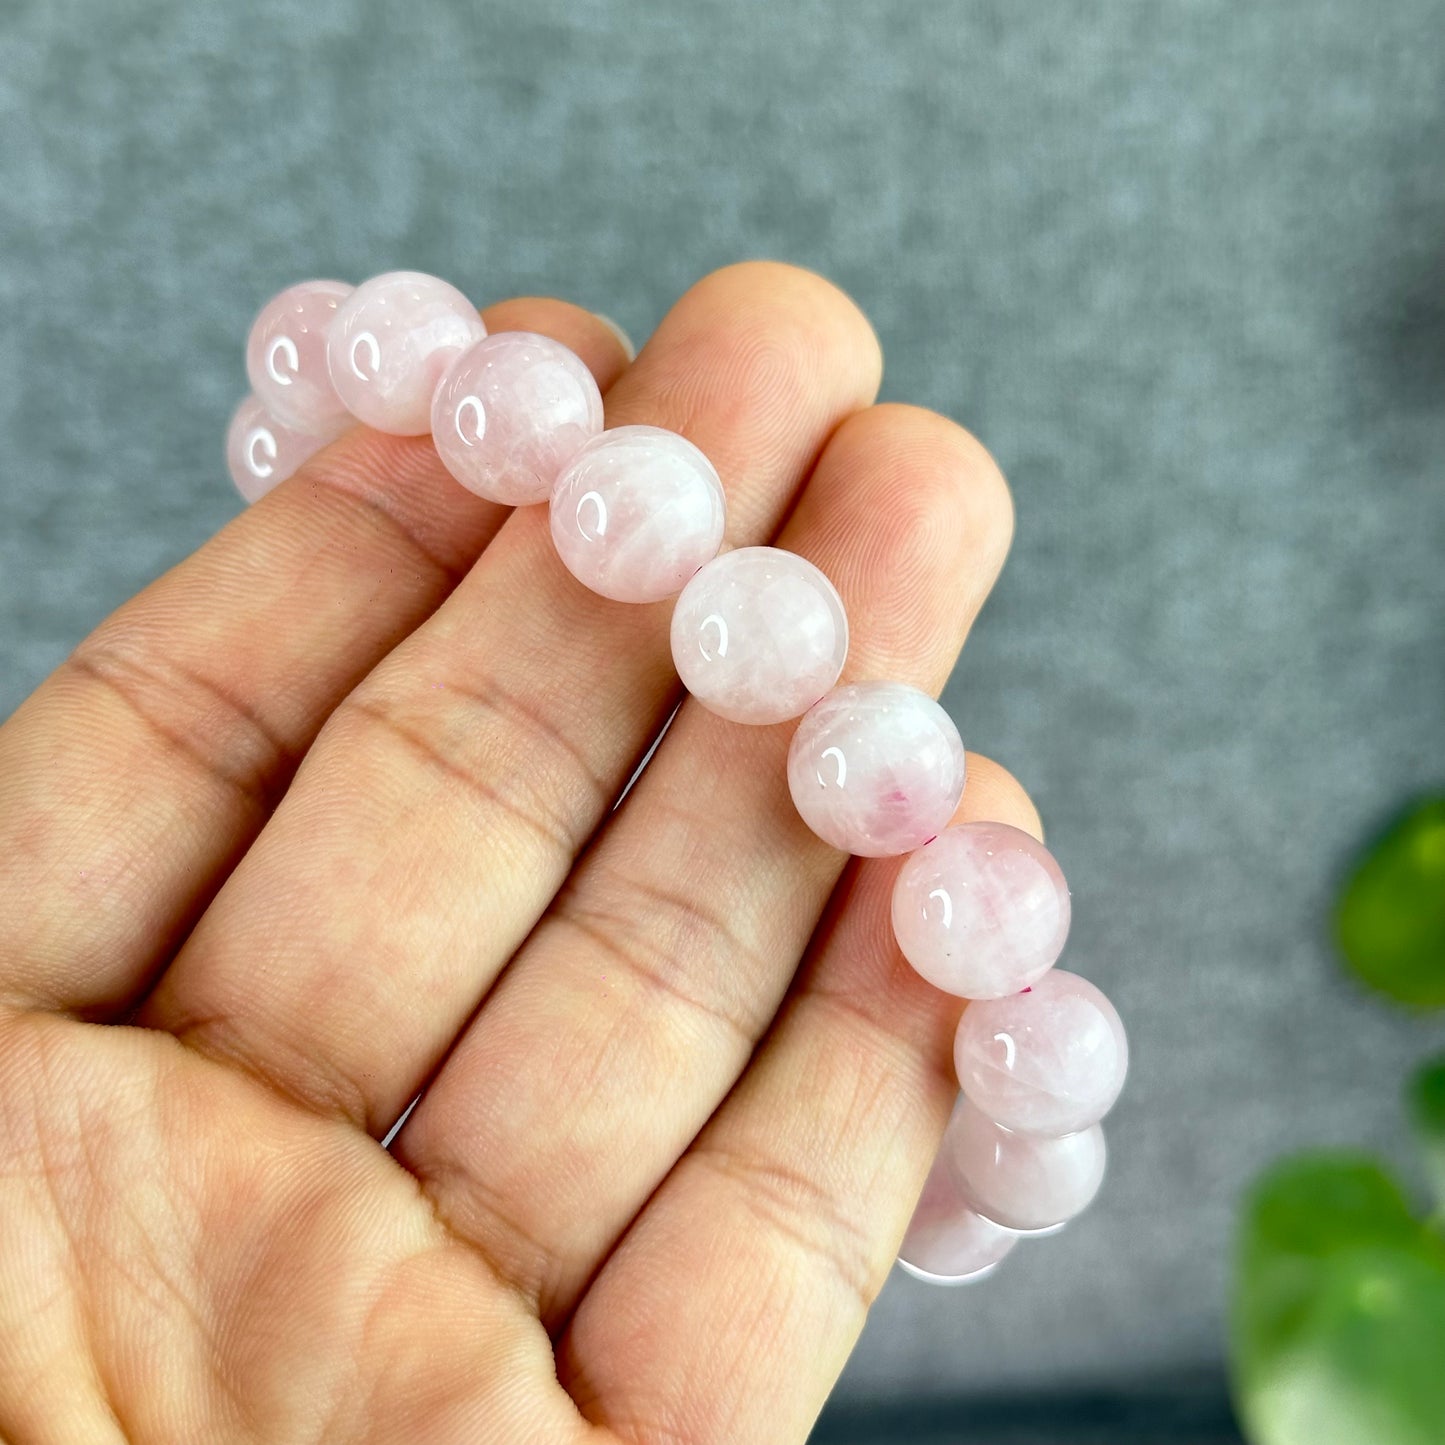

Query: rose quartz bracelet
[228,271,1129,1286]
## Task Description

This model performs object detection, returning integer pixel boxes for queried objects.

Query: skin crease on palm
[0,263,1041,1445]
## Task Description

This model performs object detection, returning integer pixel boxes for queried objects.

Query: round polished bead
[670,546,848,725]
[326,271,486,435]
[787,681,967,856]
[954,970,1128,1136]
[432,332,604,505]
[549,425,725,601]
[947,1098,1106,1233]
[225,395,341,504]
[892,822,1071,1000]
[899,1130,1019,1284]
[245,279,353,432]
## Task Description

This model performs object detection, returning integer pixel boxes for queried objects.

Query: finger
[141,262,884,1137]
[396,403,1014,1328]
[0,298,630,1019]
[561,756,1041,1445]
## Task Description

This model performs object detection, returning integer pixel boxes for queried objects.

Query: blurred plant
[1335,796,1445,1008]
[1230,795,1445,1445]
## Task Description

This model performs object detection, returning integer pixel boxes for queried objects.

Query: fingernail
[593,312,636,362]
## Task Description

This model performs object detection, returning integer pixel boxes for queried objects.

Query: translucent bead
[244,279,353,433]
[549,425,725,601]
[326,271,486,435]
[225,395,340,504]
[899,1121,1019,1284]
[786,681,966,856]
[947,1098,1106,1233]
[432,332,604,505]
[670,546,848,725]
[954,970,1128,1136]
[892,821,1071,1000]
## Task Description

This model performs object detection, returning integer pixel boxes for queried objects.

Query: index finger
[0,295,631,1018]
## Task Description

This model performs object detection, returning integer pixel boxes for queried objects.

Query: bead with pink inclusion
[787,681,966,856]
[892,821,1071,1000]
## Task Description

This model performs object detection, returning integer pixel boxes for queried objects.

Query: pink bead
[954,970,1128,1136]
[670,547,849,725]
[549,426,725,601]
[432,332,604,505]
[947,1098,1106,1233]
[244,279,353,433]
[787,682,966,856]
[225,395,341,504]
[326,271,486,435]
[899,1126,1019,1283]
[892,822,1072,1000]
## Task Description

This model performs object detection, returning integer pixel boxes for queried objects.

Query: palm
[3,1017,554,1440]
[0,264,1032,1445]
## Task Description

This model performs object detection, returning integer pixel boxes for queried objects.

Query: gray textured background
[3,0,1444,1417]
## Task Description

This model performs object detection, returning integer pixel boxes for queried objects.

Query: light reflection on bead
[245,280,353,432]
[549,426,725,601]
[670,546,848,724]
[787,681,966,856]
[326,271,486,435]
[954,970,1128,1136]
[432,332,604,505]
[947,1098,1106,1233]
[225,395,342,504]
[892,821,1071,999]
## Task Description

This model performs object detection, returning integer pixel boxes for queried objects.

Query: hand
[0,262,1035,1445]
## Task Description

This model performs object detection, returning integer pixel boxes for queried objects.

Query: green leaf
[1231,1154,1445,1445]
[1335,796,1445,1009]
[1408,1056,1445,1212]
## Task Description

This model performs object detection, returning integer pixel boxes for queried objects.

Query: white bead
[225,395,341,504]
[899,1115,1019,1284]
[326,271,486,435]
[947,1099,1106,1233]
[432,332,604,505]
[549,426,725,601]
[954,970,1128,1136]
[245,280,353,433]
[670,547,849,725]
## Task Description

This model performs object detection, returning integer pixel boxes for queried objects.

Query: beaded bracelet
[227,271,1129,1286]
